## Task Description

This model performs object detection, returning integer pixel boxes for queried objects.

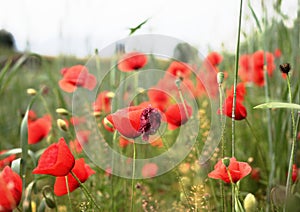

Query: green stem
[232,0,243,158]
[111,131,117,211]
[130,141,136,212]
[65,176,74,212]
[177,83,190,119]
[226,168,235,212]
[218,82,226,212]
[70,171,101,210]
[219,83,225,157]
[285,74,297,200]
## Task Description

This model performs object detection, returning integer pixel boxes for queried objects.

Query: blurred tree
[0,29,15,50]
[173,42,199,63]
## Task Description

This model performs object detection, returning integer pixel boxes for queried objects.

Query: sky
[0,0,298,57]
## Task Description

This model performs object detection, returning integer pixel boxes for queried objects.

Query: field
[0,1,300,212]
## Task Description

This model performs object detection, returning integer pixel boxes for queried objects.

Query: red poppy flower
[54,158,95,196]
[148,88,171,112]
[149,137,163,148]
[106,106,161,141]
[219,96,247,120]
[119,136,133,148]
[142,163,158,178]
[166,61,191,78]
[238,54,252,83]
[0,166,22,211]
[238,51,275,86]
[69,139,83,154]
[0,151,16,170]
[164,103,192,129]
[76,130,90,144]
[33,138,75,176]
[206,52,223,66]
[93,91,113,113]
[274,48,282,58]
[28,111,52,145]
[251,168,260,181]
[117,52,147,72]
[105,167,112,177]
[226,83,246,101]
[208,157,252,183]
[69,117,85,126]
[292,164,298,183]
[196,64,220,98]
[253,50,275,76]
[59,65,97,93]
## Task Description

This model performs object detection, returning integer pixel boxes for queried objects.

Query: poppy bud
[42,186,56,208]
[244,193,257,212]
[103,117,114,129]
[222,158,230,167]
[56,108,69,116]
[93,111,102,117]
[137,87,145,94]
[27,88,37,96]
[57,119,68,132]
[175,78,182,88]
[106,91,115,98]
[217,72,224,84]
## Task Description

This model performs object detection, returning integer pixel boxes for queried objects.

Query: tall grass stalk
[231,0,243,210]
[285,74,297,204]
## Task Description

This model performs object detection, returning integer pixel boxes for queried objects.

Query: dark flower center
[139,106,161,141]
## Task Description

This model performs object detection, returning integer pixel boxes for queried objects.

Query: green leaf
[247,0,262,33]
[0,148,37,167]
[253,102,300,110]
[0,59,12,86]
[11,158,21,175]
[20,93,39,196]
[0,54,28,93]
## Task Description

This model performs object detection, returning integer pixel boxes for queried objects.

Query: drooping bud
[42,186,56,208]
[57,119,68,132]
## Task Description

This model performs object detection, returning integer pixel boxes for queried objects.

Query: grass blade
[20,93,39,202]
[254,102,300,110]
[248,0,262,33]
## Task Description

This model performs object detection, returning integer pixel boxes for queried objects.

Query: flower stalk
[70,171,101,210]
[285,73,297,200]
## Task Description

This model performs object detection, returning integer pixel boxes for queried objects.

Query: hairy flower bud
[244,193,257,212]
